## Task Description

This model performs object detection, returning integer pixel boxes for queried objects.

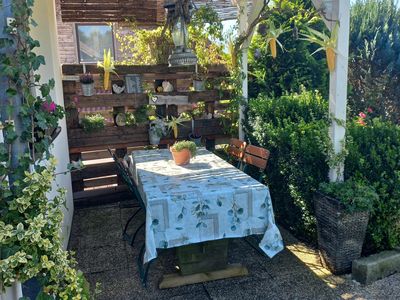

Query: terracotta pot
[171,148,191,166]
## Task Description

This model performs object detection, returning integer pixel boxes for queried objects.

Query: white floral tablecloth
[129,148,284,263]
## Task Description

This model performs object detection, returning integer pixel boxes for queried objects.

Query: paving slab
[69,202,400,300]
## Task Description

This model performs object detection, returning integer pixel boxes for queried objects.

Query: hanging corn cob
[265,21,289,59]
[300,23,339,72]
[97,49,117,91]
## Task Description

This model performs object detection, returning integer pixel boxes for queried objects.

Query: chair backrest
[227,138,247,160]
[108,148,144,208]
[243,145,270,172]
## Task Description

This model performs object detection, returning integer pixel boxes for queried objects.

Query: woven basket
[314,191,370,274]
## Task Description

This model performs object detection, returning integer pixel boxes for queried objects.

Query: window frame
[75,23,116,64]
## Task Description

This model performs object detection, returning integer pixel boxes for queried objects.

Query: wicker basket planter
[314,191,370,274]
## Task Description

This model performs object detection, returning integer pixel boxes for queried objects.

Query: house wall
[54,0,159,65]
[31,0,74,250]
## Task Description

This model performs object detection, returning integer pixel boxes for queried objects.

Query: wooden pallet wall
[63,64,231,205]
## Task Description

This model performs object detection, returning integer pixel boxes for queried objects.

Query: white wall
[31,0,74,250]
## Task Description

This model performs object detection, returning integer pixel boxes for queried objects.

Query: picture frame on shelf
[125,74,142,94]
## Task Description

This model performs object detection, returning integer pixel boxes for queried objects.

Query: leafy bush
[248,0,329,99]
[319,179,378,213]
[345,118,400,252]
[245,89,330,241]
[116,25,174,65]
[81,114,105,133]
[246,89,400,252]
[115,6,225,67]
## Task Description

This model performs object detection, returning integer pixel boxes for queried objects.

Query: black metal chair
[108,148,151,286]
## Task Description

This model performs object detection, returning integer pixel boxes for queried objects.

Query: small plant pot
[193,80,205,92]
[149,131,161,145]
[81,83,94,97]
[314,191,370,274]
[188,133,202,146]
[171,148,191,166]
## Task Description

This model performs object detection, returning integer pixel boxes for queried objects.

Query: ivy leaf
[36,291,53,300]
[6,88,17,97]
[40,84,50,97]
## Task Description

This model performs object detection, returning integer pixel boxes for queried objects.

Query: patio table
[129,148,284,264]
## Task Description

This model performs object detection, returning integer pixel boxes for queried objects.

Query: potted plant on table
[79,73,94,96]
[314,179,378,274]
[170,140,197,166]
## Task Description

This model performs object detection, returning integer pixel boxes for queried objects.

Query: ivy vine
[0,0,92,298]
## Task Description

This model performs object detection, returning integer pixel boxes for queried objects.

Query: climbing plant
[0,0,91,298]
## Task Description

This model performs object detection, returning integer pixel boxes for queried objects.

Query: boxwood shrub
[345,118,400,253]
[245,90,400,252]
[245,90,330,242]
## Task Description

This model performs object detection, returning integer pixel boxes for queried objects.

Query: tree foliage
[248,0,329,98]
[349,0,400,122]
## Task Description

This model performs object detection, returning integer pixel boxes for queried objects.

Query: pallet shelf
[64,90,231,108]
[63,64,232,199]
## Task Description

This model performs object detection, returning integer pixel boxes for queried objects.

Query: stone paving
[69,201,400,300]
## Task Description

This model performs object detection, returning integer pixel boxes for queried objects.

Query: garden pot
[171,148,191,166]
[149,131,161,145]
[193,80,205,92]
[314,191,370,274]
[81,83,94,96]
[189,133,202,146]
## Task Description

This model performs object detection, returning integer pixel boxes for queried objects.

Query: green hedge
[246,90,400,252]
[346,119,400,253]
[245,90,330,242]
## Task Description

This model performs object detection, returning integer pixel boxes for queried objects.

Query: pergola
[58,0,350,182]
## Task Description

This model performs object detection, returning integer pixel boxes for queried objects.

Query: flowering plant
[149,118,167,137]
[356,107,373,126]
[79,73,94,84]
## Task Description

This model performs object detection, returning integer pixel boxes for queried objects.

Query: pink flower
[367,107,373,113]
[359,112,367,119]
[42,101,56,113]
[72,96,79,104]
[356,118,366,126]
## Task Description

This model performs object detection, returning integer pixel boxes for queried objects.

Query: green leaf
[6,88,17,97]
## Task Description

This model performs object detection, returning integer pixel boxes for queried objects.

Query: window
[76,24,115,63]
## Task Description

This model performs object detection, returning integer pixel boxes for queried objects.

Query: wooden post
[238,0,248,141]
[237,0,266,140]
[327,0,350,182]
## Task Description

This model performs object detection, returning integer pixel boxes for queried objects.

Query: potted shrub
[189,128,202,146]
[149,118,166,145]
[81,114,106,133]
[170,140,197,166]
[79,73,94,96]
[193,72,206,92]
[314,179,378,274]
